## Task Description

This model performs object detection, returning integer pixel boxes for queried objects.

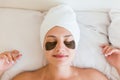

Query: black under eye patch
[45,40,75,51]
[45,42,57,50]
[64,40,75,49]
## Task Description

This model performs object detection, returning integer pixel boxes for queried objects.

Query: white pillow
[73,10,120,80]
[109,9,120,48]
[0,8,44,80]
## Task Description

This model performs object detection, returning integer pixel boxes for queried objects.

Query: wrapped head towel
[40,4,80,48]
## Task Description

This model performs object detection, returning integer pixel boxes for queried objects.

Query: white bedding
[0,7,119,80]
[0,8,44,80]
[0,0,120,79]
[109,9,120,48]
[74,10,119,80]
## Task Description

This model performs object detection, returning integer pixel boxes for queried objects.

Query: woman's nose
[55,41,65,52]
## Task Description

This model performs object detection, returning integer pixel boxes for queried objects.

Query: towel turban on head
[40,4,80,49]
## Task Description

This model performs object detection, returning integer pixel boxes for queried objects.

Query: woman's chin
[52,60,72,66]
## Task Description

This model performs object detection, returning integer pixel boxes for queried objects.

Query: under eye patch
[45,40,75,51]
[64,40,75,49]
[45,42,57,50]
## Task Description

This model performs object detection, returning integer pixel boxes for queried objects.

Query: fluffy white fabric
[109,9,120,48]
[0,8,44,80]
[73,10,120,80]
[40,4,80,49]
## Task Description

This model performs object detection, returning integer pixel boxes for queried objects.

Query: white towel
[40,4,80,48]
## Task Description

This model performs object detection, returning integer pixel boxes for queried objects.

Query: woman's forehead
[46,26,72,36]
[44,26,74,42]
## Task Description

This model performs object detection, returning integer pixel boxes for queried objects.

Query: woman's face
[44,26,76,66]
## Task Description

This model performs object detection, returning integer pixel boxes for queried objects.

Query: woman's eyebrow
[47,35,56,38]
[47,35,72,38]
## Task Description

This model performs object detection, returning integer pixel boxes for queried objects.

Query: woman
[0,5,108,80]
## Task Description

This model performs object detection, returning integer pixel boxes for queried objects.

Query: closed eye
[45,42,57,50]
[64,40,75,49]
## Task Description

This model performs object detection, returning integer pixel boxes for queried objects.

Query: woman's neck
[46,64,73,79]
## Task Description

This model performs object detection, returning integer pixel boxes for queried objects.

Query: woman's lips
[52,54,68,58]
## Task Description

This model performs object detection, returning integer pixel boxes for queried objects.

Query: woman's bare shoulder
[12,71,33,80]
[76,67,108,80]
[12,66,47,80]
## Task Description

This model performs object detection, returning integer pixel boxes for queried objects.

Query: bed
[0,0,120,80]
